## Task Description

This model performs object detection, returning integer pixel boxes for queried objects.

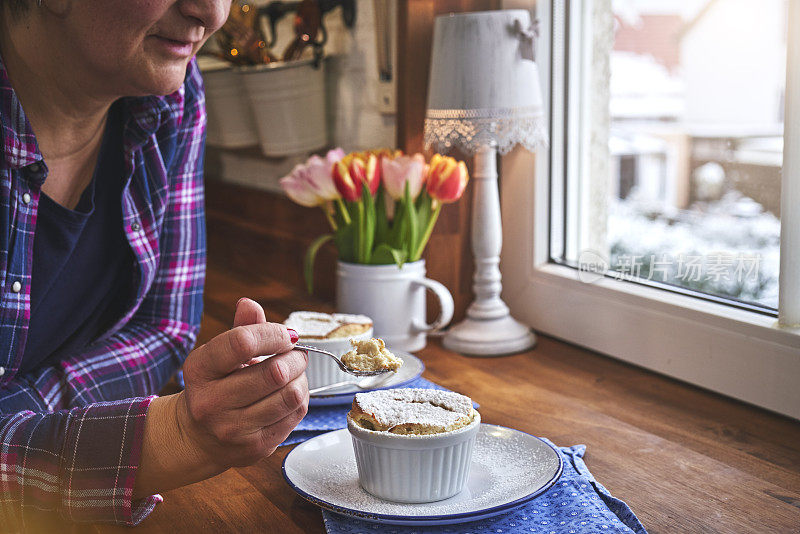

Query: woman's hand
[134,299,308,498]
[178,301,309,468]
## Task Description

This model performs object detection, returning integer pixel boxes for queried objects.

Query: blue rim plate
[282,424,563,526]
[309,351,424,406]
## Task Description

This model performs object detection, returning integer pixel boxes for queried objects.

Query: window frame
[499,0,800,419]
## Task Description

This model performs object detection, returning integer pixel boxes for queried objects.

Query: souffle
[284,311,372,339]
[341,338,403,373]
[349,388,476,435]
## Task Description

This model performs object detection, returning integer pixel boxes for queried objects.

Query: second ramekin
[301,328,373,389]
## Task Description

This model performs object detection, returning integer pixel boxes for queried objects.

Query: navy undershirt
[20,102,134,374]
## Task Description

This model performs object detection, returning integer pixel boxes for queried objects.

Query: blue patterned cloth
[280,377,472,446]
[320,441,647,534]
[283,379,645,533]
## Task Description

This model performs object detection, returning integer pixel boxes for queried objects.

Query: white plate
[308,351,424,406]
[282,424,563,526]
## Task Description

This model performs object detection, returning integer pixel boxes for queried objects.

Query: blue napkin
[320,440,647,534]
[280,377,474,446]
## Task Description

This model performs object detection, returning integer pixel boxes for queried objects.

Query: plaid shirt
[0,54,206,528]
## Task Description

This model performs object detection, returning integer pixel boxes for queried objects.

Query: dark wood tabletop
[73,264,800,534]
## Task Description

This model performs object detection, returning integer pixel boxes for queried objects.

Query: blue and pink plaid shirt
[0,54,207,528]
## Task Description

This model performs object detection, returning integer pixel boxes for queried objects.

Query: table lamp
[424,9,548,356]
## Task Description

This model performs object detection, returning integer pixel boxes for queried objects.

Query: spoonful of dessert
[295,338,403,377]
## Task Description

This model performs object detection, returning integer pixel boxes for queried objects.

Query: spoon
[308,374,394,396]
[295,344,391,377]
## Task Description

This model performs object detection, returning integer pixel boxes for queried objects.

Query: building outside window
[553,0,787,312]
[500,0,800,418]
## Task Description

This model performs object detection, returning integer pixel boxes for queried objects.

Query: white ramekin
[301,328,373,389]
[347,410,481,503]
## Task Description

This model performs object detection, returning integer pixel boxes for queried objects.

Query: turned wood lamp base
[442,144,536,357]
[443,314,536,356]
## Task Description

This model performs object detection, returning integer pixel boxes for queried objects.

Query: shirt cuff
[61,395,162,525]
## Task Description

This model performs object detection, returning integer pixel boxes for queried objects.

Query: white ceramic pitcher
[336,260,454,352]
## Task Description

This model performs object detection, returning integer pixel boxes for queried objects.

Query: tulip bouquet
[280,148,469,292]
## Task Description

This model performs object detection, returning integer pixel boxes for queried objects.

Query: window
[552,0,788,314]
[500,0,800,418]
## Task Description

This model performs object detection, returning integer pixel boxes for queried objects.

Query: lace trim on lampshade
[424,106,549,155]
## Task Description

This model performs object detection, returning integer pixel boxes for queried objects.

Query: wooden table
[72,265,799,533]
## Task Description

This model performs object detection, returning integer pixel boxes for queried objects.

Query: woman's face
[53,0,230,97]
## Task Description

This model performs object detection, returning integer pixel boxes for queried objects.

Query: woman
[0,0,309,527]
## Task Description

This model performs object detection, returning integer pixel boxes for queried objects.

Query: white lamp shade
[424,9,548,155]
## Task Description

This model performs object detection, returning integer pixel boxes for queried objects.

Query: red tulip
[426,154,468,203]
[366,148,401,195]
[333,155,362,201]
[368,148,402,160]
[363,153,380,195]
[333,152,381,201]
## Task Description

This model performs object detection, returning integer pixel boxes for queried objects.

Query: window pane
[557,0,786,311]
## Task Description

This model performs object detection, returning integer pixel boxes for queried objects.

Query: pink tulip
[280,170,325,207]
[305,157,339,199]
[381,153,426,200]
[325,147,346,166]
[280,149,344,207]
[365,149,401,192]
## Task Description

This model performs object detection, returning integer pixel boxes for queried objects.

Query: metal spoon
[295,344,391,377]
[308,373,395,396]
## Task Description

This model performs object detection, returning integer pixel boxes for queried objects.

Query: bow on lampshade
[423,10,548,356]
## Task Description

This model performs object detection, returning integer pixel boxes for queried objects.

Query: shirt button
[0,366,4,377]
[11,281,22,293]
[28,162,42,174]
[131,222,141,232]
[22,192,31,204]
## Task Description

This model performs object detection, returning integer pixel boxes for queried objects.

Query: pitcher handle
[411,278,454,333]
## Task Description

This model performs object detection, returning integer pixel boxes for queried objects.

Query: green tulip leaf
[412,192,432,259]
[371,243,407,266]
[363,186,376,263]
[412,202,442,261]
[334,222,355,263]
[355,201,365,263]
[304,234,333,294]
[335,198,352,226]
[388,201,405,249]
[375,188,389,247]
[416,192,432,235]
[404,183,419,260]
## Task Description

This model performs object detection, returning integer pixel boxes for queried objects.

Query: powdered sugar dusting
[284,312,337,338]
[285,311,373,339]
[354,388,473,431]
[332,313,372,324]
[287,426,561,517]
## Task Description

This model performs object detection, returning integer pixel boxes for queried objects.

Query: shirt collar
[0,52,43,170]
[0,51,183,171]
[123,88,183,138]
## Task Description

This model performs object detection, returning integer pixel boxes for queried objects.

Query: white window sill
[503,259,800,419]
[499,144,800,420]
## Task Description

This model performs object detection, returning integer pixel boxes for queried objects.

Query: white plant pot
[241,59,328,157]
[200,64,258,148]
[336,261,454,353]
